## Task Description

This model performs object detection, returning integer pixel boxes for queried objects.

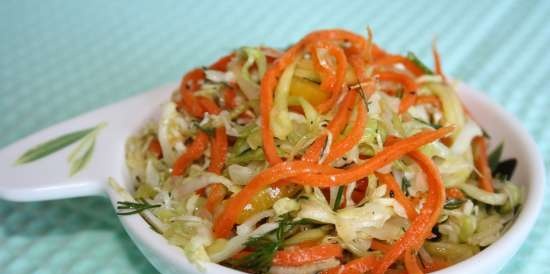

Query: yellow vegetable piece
[237,184,300,224]
[294,58,357,85]
[289,76,327,106]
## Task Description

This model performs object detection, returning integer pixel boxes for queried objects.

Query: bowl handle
[0,117,127,201]
[0,83,175,202]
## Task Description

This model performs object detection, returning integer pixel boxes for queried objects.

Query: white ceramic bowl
[0,82,544,274]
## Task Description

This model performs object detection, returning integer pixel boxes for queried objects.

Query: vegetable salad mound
[123,29,521,274]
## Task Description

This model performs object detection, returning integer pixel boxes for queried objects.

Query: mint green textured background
[1,1,549,273]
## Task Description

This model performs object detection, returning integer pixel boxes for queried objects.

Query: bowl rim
[109,81,545,274]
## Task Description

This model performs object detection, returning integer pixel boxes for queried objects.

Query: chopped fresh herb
[401,177,411,196]
[488,143,504,172]
[116,200,160,215]
[413,117,442,129]
[444,199,466,210]
[333,186,345,210]
[406,52,434,75]
[234,214,296,273]
[487,143,517,180]
[493,158,517,180]
[356,86,369,109]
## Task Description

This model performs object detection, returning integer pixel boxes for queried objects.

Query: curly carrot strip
[322,255,380,274]
[210,53,235,71]
[374,55,424,77]
[309,41,348,113]
[197,97,229,212]
[375,172,417,220]
[302,89,357,162]
[223,86,237,109]
[178,68,206,118]
[324,101,366,163]
[148,138,162,159]
[415,95,442,109]
[272,244,343,266]
[432,40,444,78]
[372,151,445,274]
[371,239,391,253]
[295,127,453,186]
[213,127,452,237]
[473,136,494,192]
[404,249,424,274]
[376,71,418,114]
[446,187,465,200]
[171,131,209,176]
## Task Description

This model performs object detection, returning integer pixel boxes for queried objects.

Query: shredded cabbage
[270,61,297,140]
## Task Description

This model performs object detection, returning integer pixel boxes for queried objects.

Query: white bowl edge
[107,81,546,274]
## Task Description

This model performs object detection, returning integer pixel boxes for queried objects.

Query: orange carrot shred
[272,244,343,267]
[473,136,494,192]
[415,95,442,109]
[177,68,206,118]
[171,131,209,176]
[376,71,418,113]
[376,172,417,220]
[325,100,366,163]
[148,138,162,159]
[213,127,453,238]
[446,187,465,200]
[372,151,446,274]
[404,249,424,274]
[322,255,380,274]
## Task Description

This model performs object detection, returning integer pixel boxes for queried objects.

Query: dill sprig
[234,214,297,273]
[116,200,160,215]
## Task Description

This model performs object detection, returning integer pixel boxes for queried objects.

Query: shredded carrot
[223,86,238,109]
[177,68,206,118]
[302,89,357,162]
[446,187,465,200]
[196,97,229,212]
[322,255,380,274]
[308,41,348,113]
[272,244,343,267]
[209,53,234,71]
[376,172,417,220]
[404,249,424,274]
[205,126,229,213]
[372,151,446,274]
[376,71,418,113]
[374,55,424,77]
[432,40,446,81]
[205,184,226,213]
[325,101,366,163]
[473,136,494,192]
[295,127,454,187]
[260,29,370,165]
[197,96,220,114]
[213,127,453,238]
[171,131,209,176]
[148,138,162,159]
[415,95,442,109]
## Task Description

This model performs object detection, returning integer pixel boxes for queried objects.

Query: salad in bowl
[121,29,522,274]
